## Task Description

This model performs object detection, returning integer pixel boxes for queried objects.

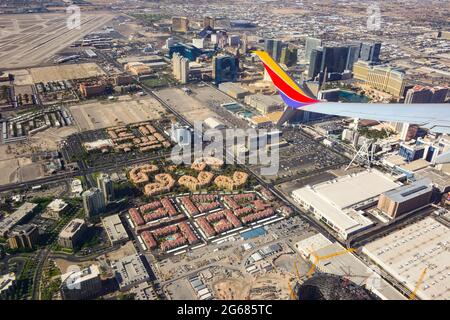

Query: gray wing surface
[301,102,450,134]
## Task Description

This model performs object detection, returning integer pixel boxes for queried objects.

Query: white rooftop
[0,202,38,236]
[204,117,225,129]
[102,214,128,244]
[71,179,83,195]
[47,199,68,212]
[59,218,85,239]
[61,265,100,289]
[362,217,450,300]
[0,273,16,294]
[293,186,374,236]
[295,233,333,257]
[112,254,150,289]
[310,169,399,209]
[83,139,113,151]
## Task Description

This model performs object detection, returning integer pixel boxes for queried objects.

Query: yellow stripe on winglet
[253,50,306,94]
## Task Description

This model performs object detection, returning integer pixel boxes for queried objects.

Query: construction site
[159,214,318,300]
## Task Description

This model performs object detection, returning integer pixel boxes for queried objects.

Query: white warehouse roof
[292,170,399,239]
[293,186,374,237]
[311,169,400,209]
[362,217,450,300]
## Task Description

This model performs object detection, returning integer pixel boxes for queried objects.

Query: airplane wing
[301,102,450,134]
[253,50,450,135]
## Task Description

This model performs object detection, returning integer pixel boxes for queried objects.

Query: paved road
[0,152,170,193]
[49,244,120,263]
[31,248,50,300]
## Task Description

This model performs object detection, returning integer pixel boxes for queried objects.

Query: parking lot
[253,128,348,182]
[154,84,250,129]
[276,171,338,196]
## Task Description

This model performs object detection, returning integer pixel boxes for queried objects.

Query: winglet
[253,50,319,109]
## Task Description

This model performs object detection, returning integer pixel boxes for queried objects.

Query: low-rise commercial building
[377,179,433,218]
[58,218,87,249]
[112,254,151,291]
[204,117,225,130]
[7,224,39,250]
[244,94,283,114]
[45,199,69,219]
[125,62,152,76]
[130,282,158,300]
[218,82,250,99]
[102,214,128,245]
[117,55,163,66]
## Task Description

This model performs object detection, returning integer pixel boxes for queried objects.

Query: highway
[0,152,170,193]
[31,248,50,300]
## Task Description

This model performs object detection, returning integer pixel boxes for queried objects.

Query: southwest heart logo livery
[253,50,319,109]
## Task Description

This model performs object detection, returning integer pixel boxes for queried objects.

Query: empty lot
[155,87,218,124]
[6,63,105,85]
[30,63,105,83]
[69,95,167,131]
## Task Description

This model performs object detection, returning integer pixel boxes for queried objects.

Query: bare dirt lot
[0,126,76,184]
[5,69,34,86]
[213,274,292,300]
[0,12,114,69]
[30,126,79,150]
[165,279,197,300]
[104,241,137,262]
[30,63,106,83]
[69,95,167,131]
[54,258,98,275]
[155,87,218,124]
[0,156,43,185]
